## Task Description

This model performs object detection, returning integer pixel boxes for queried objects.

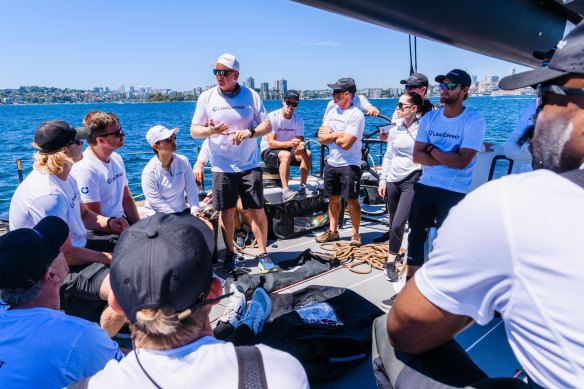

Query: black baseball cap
[283,90,300,100]
[435,69,472,87]
[33,120,91,154]
[327,78,357,94]
[0,216,69,292]
[110,213,221,323]
[400,73,429,87]
[500,21,584,90]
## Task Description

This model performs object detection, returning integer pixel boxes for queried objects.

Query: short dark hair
[83,111,120,146]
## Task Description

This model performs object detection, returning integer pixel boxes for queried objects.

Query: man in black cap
[260,89,312,202]
[0,216,123,389]
[378,68,486,309]
[323,77,380,121]
[317,78,365,246]
[372,22,584,389]
[71,213,308,388]
[9,120,128,336]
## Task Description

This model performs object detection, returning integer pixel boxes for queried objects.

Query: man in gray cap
[0,216,123,389]
[70,213,308,388]
[260,89,312,202]
[9,120,128,336]
[372,22,584,389]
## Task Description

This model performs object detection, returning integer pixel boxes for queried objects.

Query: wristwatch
[106,216,116,228]
[248,128,256,138]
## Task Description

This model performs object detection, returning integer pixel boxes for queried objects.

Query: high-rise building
[246,77,255,90]
[118,85,125,93]
[129,86,135,93]
[485,75,499,83]
[510,68,516,75]
[472,75,478,83]
[260,82,269,99]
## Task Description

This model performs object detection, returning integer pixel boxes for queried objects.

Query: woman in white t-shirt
[377,92,430,282]
[141,125,200,216]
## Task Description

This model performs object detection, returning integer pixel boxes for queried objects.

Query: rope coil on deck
[317,242,405,275]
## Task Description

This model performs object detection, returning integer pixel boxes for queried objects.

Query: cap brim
[435,75,446,83]
[33,216,69,261]
[327,83,341,89]
[399,80,408,84]
[74,126,91,140]
[499,67,569,90]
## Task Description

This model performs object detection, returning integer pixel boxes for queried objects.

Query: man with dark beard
[381,69,486,308]
[372,23,584,389]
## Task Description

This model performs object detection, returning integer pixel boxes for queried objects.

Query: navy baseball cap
[327,78,357,94]
[33,120,90,154]
[0,216,69,292]
[435,69,472,87]
[110,213,221,323]
[400,73,429,87]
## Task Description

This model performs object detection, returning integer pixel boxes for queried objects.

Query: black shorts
[86,231,118,253]
[61,263,109,301]
[323,162,362,199]
[212,168,264,211]
[261,148,302,169]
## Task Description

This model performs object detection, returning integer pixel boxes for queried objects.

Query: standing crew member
[190,53,276,273]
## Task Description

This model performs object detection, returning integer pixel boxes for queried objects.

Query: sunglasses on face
[213,69,235,76]
[534,84,584,122]
[158,134,177,144]
[439,83,461,91]
[397,102,414,109]
[405,85,421,90]
[99,128,124,138]
[285,100,298,107]
[66,139,82,146]
[332,89,347,95]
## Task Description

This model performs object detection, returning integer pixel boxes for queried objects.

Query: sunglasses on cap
[213,69,235,76]
[158,134,177,144]
[439,83,462,91]
[285,100,298,107]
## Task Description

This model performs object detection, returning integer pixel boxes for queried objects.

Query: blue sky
[1,0,530,91]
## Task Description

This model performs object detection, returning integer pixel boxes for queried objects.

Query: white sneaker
[238,288,272,334]
[282,188,300,202]
[218,282,246,327]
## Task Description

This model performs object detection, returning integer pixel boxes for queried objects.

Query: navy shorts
[323,162,362,199]
[261,148,302,169]
[212,168,264,211]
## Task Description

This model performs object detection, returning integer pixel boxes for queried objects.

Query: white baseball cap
[210,53,240,71]
[146,125,179,147]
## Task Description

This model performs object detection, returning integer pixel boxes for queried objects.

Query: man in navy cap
[0,216,123,389]
[381,69,486,308]
[373,22,584,389]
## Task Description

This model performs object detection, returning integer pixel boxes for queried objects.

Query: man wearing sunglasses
[9,120,128,337]
[260,90,312,202]
[71,111,140,243]
[373,22,584,389]
[190,53,276,274]
[317,78,365,246]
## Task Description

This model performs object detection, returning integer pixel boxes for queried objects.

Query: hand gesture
[290,138,301,148]
[209,118,229,135]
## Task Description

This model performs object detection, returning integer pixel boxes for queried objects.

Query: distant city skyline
[1,1,535,92]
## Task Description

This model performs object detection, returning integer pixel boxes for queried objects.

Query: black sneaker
[234,229,246,249]
[373,231,390,243]
[222,252,238,273]
[245,232,256,247]
[384,261,399,282]
[381,294,397,309]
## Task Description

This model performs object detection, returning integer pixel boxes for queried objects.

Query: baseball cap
[400,73,429,87]
[33,120,91,154]
[146,125,179,147]
[283,90,300,100]
[110,213,220,323]
[435,69,472,87]
[499,21,584,90]
[0,216,69,292]
[327,78,357,94]
[210,53,240,71]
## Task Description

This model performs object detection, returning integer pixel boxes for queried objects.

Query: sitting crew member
[373,22,584,388]
[9,120,127,336]
[190,53,276,273]
[69,213,308,389]
[141,125,201,216]
[0,216,123,389]
[317,78,365,247]
[260,89,312,202]
[70,111,140,245]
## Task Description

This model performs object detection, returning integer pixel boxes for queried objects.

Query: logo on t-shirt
[70,192,77,208]
[277,128,296,132]
[428,130,460,140]
[212,105,247,112]
[81,186,89,194]
[107,173,123,185]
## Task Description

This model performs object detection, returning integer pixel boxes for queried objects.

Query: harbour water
[0,96,534,213]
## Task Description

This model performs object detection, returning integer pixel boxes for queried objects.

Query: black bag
[264,194,329,240]
[244,285,384,383]
[224,249,338,299]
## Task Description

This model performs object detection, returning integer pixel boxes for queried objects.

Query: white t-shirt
[504,100,536,174]
[415,169,584,389]
[0,305,123,389]
[379,120,422,185]
[191,86,269,173]
[84,336,308,389]
[260,109,305,152]
[197,139,211,164]
[70,149,129,217]
[142,154,200,215]
[323,105,365,167]
[9,169,87,247]
[415,107,486,193]
[324,95,371,118]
